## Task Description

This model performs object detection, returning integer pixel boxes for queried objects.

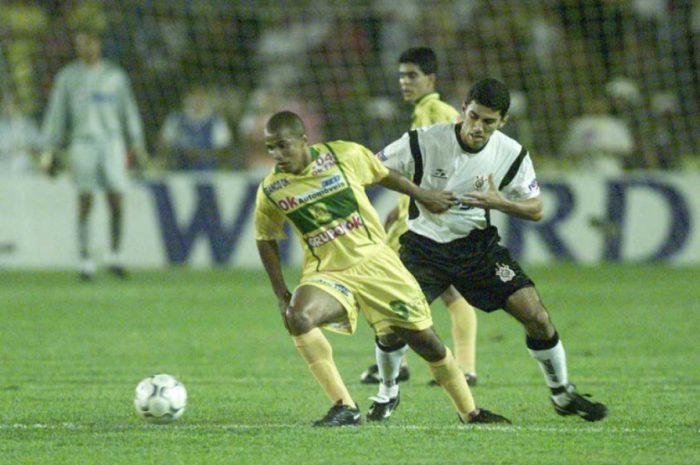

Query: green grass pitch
[1,264,698,465]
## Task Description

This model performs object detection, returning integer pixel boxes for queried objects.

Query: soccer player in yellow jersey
[361,47,480,389]
[255,111,509,426]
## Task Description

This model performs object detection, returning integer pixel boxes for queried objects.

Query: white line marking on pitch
[0,423,695,434]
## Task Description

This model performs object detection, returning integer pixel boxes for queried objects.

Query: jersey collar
[454,122,489,154]
[414,92,440,107]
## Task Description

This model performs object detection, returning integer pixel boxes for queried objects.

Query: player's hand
[383,206,400,231]
[415,188,457,213]
[39,150,61,177]
[459,174,504,210]
[131,147,150,175]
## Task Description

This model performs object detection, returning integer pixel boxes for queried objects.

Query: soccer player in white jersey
[375,78,608,422]
[42,27,148,280]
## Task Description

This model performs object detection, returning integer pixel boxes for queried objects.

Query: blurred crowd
[1,0,699,174]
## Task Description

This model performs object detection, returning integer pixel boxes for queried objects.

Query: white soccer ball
[134,374,187,424]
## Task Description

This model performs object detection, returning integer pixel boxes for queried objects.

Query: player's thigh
[453,243,534,312]
[352,247,434,337]
[69,142,100,191]
[296,275,360,335]
[399,233,451,304]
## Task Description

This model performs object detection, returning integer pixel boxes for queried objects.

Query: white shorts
[69,139,129,193]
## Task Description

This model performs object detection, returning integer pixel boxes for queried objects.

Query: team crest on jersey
[474,175,488,191]
[308,203,333,224]
[495,263,515,282]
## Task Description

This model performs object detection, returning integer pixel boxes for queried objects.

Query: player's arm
[378,168,456,214]
[40,71,69,176]
[460,174,543,221]
[254,185,292,313]
[256,239,292,310]
[119,72,149,169]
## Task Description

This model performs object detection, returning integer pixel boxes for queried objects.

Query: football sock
[293,328,355,408]
[428,348,476,419]
[527,333,570,405]
[375,338,407,396]
[447,298,477,375]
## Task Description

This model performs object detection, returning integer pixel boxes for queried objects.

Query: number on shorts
[389,300,410,320]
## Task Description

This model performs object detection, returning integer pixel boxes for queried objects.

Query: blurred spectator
[0,93,43,174]
[605,76,652,169]
[561,97,634,175]
[649,91,684,170]
[499,89,534,155]
[157,86,233,171]
[0,1,48,114]
[238,86,323,174]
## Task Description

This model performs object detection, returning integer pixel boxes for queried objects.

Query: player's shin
[293,328,356,408]
[427,348,476,419]
[527,332,570,401]
[374,338,407,398]
[447,298,477,375]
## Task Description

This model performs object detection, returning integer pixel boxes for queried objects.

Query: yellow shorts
[385,195,410,253]
[297,245,433,336]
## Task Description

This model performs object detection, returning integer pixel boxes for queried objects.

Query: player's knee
[525,309,554,339]
[284,306,315,335]
[377,333,403,347]
[396,327,446,363]
[440,286,461,305]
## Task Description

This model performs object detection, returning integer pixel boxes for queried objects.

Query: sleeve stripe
[499,146,528,191]
[408,130,423,220]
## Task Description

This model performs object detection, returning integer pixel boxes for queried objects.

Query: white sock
[370,382,399,402]
[375,341,407,388]
[80,258,96,275]
[528,339,569,392]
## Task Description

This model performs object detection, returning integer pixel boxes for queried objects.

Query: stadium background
[1,0,699,268]
[2,0,698,167]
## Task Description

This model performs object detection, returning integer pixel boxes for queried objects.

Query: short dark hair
[466,78,511,117]
[399,47,438,75]
[266,111,306,137]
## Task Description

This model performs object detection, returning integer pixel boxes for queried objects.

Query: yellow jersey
[389,93,460,250]
[255,140,390,274]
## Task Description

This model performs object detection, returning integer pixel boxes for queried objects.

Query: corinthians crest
[495,262,515,282]
[474,175,488,191]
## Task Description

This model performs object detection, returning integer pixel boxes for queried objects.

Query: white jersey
[379,123,540,243]
[42,60,145,151]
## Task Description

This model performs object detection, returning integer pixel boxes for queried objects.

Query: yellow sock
[447,298,477,374]
[292,328,355,408]
[428,348,476,419]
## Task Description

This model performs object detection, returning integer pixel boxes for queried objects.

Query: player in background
[362,48,480,397]
[255,111,509,426]
[375,78,607,422]
[41,25,148,280]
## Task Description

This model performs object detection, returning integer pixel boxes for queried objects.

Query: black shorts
[399,227,534,312]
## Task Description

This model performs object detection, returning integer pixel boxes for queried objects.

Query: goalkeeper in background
[41,25,148,280]
[361,47,480,394]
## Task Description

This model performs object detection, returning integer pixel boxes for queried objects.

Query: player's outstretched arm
[378,169,456,213]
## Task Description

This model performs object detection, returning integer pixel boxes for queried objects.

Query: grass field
[1,264,698,465]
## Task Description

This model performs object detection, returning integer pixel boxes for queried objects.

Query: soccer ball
[134,374,187,424]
